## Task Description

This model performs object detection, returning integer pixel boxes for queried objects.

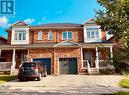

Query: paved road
[0,75,128,95]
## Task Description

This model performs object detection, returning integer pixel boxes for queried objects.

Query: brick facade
[28,47,81,75]
[1,20,114,75]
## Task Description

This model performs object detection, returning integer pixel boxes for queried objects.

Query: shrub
[99,68,115,75]
[119,77,129,88]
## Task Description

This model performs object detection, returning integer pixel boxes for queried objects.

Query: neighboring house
[0,36,7,62]
[0,19,115,75]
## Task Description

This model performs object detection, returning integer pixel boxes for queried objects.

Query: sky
[0,0,103,38]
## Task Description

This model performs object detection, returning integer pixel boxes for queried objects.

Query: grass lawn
[0,75,17,84]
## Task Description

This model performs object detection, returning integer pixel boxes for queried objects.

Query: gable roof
[83,18,98,26]
[11,21,30,28]
[54,40,80,47]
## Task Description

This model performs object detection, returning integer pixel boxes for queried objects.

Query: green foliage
[119,77,129,88]
[112,48,129,74]
[96,0,129,48]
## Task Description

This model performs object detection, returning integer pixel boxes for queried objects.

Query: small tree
[96,0,129,74]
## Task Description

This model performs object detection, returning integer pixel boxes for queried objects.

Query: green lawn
[0,75,17,84]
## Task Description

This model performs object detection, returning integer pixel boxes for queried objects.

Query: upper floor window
[38,31,42,40]
[14,31,26,41]
[62,31,72,40]
[86,28,99,38]
[48,31,53,40]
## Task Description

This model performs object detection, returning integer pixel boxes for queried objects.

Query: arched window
[48,31,53,40]
[38,31,42,40]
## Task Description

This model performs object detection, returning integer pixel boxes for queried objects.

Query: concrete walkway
[0,75,129,95]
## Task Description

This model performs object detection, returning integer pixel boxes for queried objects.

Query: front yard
[0,75,17,84]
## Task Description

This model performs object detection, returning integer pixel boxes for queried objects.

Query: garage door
[33,58,51,75]
[59,58,77,74]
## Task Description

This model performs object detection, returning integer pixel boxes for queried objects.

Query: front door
[85,52,95,67]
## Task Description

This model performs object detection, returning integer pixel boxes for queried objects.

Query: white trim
[11,28,29,45]
[62,31,72,40]
[80,47,83,68]
[84,25,102,43]
[54,40,80,47]
[95,47,99,69]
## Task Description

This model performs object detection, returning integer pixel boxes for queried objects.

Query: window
[62,31,72,40]
[86,28,99,38]
[38,31,42,40]
[85,52,92,60]
[48,31,53,40]
[14,31,26,41]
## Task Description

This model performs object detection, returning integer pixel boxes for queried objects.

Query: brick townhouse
[0,19,115,75]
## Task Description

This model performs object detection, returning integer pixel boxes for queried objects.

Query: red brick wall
[101,31,106,41]
[32,29,83,44]
[28,47,82,75]
[7,31,12,44]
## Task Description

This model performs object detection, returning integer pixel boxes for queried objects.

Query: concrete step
[88,68,99,75]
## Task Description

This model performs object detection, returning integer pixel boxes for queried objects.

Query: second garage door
[59,58,77,74]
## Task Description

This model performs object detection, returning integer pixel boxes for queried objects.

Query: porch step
[88,68,99,75]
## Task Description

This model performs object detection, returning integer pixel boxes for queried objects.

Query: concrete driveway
[0,75,128,95]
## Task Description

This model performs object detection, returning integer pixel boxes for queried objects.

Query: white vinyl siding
[11,28,29,45]
[84,26,102,43]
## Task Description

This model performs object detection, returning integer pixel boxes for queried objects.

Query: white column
[96,47,99,69]
[80,47,83,68]
[11,49,16,74]
[110,46,113,62]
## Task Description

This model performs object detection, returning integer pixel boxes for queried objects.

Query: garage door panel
[33,58,51,75]
[59,58,77,74]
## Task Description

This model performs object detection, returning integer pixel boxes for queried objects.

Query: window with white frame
[86,28,99,38]
[14,31,26,41]
[48,31,53,40]
[62,31,72,40]
[38,31,42,40]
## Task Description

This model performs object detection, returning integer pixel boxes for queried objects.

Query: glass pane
[95,31,99,38]
[91,31,95,38]
[23,33,26,40]
[38,32,42,40]
[48,32,53,40]
[63,32,67,39]
[87,31,90,38]
[19,33,22,40]
[14,33,17,40]
[68,32,72,39]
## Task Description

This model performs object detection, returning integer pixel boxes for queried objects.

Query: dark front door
[33,58,51,75]
[59,58,77,74]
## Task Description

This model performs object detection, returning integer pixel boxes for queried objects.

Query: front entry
[59,58,77,74]
[33,58,51,75]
